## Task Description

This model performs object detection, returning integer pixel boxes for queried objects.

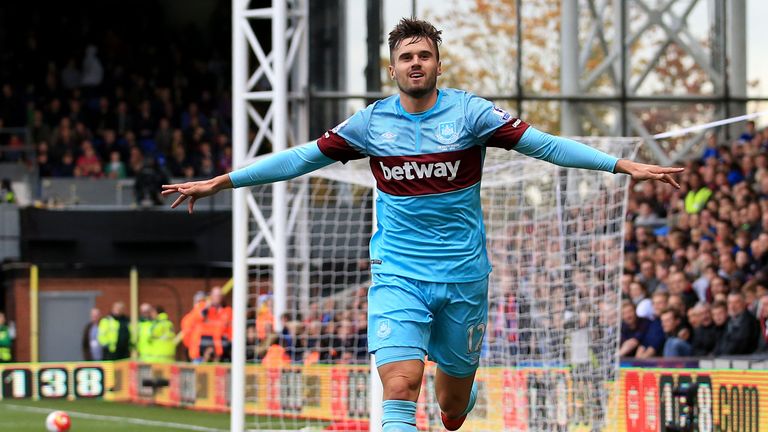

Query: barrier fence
[1,361,766,431]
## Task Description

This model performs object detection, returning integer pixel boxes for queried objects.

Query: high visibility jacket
[98,315,130,359]
[262,344,289,366]
[0,324,12,362]
[137,318,154,361]
[150,313,176,363]
[181,301,206,350]
[684,187,712,214]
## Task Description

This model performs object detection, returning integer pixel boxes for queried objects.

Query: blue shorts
[367,273,489,378]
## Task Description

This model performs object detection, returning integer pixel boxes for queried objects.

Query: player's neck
[399,89,438,114]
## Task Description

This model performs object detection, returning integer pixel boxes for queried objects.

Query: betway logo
[379,160,461,181]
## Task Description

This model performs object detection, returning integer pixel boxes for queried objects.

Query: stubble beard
[396,75,437,100]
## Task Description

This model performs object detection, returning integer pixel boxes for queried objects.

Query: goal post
[234,137,639,431]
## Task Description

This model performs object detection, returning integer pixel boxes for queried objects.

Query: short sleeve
[335,103,376,151]
[317,105,374,164]
[465,93,514,139]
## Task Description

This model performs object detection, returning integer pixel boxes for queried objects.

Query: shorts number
[467,323,486,353]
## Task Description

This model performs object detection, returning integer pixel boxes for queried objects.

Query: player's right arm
[162,108,370,213]
[162,141,335,213]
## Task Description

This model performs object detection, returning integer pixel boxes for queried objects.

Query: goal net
[243,137,639,431]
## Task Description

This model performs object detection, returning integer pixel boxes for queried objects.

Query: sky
[344,0,768,127]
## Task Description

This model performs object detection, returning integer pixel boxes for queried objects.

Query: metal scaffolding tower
[560,0,747,163]
[231,0,309,430]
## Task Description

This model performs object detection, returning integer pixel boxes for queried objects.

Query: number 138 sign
[1,366,104,399]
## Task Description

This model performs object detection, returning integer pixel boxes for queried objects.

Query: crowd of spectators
[244,287,369,366]
[620,122,768,358]
[0,2,234,204]
[4,4,768,364]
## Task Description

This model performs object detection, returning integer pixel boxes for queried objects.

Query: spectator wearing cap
[713,292,759,356]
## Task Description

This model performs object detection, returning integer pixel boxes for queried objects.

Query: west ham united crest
[436,120,459,144]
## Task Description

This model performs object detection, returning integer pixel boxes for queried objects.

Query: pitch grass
[0,398,328,431]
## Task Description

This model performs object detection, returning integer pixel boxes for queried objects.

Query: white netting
[245,137,639,431]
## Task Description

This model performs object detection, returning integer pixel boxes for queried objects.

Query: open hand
[615,159,684,189]
[161,174,233,213]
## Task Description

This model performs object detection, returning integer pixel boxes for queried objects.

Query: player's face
[389,37,442,99]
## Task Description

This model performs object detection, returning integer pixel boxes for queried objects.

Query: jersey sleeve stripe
[317,131,366,164]
[484,118,531,150]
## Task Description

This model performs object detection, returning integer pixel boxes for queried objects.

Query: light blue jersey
[322,89,530,282]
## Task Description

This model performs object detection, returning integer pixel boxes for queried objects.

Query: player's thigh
[368,273,432,354]
[428,277,488,378]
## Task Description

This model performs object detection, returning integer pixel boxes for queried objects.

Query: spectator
[30,110,52,144]
[76,140,103,177]
[0,311,14,362]
[757,295,768,353]
[690,303,718,356]
[740,120,756,143]
[633,292,667,358]
[188,286,232,362]
[684,172,712,214]
[619,302,664,358]
[707,276,728,304]
[181,290,207,360]
[148,306,177,363]
[713,292,759,355]
[261,323,290,366]
[1,179,15,203]
[104,150,127,179]
[692,264,718,303]
[55,151,76,177]
[318,320,341,362]
[661,308,692,357]
[246,324,258,362]
[255,294,274,340]
[137,303,155,362]
[81,307,102,361]
[637,259,661,294]
[80,45,103,88]
[619,301,651,357]
[134,156,168,206]
[718,253,745,285]
[629,281,654,320]
[98,301,131,360]
[667,271,698,310]
[355,310,368,363]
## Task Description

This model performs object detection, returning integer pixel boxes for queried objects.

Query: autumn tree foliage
[382,0,725,147]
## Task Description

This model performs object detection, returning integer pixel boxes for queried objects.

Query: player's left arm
[464,93,683,187]
[512,126,683,188]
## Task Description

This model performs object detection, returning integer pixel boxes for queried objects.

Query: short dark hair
[388,18,442,62]
[711,300,727,311]
[661,308,680,320]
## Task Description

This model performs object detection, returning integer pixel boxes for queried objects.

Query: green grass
[0,399,326,431]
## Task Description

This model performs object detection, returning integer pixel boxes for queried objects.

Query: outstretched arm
[162,141,335,213]
[514,127,683,188]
